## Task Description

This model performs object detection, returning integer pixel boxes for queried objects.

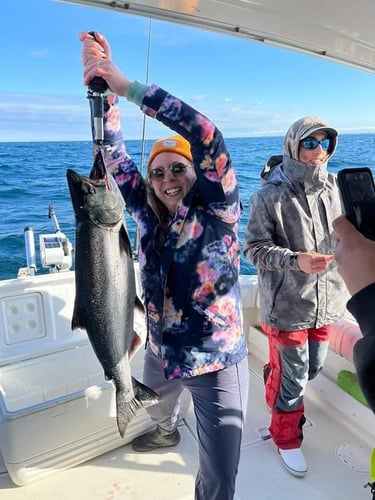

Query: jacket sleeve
[349,283,375,413]
[140,84,241,224]
[243,190,300,270]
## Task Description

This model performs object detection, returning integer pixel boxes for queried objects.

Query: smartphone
[337,167,375,240]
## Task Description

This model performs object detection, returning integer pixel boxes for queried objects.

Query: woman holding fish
[80,31,249,500]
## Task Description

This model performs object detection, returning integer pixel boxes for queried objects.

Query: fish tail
[115,380,159,438]
[115,388,139,439]
[114,377,160,439]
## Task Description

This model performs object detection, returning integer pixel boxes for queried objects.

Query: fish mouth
[89,150,107,180]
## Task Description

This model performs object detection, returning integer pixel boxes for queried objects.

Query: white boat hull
[0,269,373,493]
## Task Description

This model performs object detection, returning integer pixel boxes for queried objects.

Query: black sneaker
[131,427,181,452]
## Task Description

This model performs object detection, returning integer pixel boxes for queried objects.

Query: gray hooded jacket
[243,116,348,330]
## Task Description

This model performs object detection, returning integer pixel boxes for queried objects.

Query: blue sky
[2,0,375,142]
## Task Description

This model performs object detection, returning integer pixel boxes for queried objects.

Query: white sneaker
[278,448,307,477]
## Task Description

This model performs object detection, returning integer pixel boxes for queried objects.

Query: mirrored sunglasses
[300,138,331,150]
[149,162,189,181]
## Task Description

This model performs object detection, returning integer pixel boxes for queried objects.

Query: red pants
[262,322,330,449]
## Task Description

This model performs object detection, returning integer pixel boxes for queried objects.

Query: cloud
[191,94,206,102]
[0,92,162,142]
[30,50,50,58]
[1,90,374,143]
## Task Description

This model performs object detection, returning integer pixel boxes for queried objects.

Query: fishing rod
[87,31,108,148]
[85,31,141,263]
[85,29,152,262]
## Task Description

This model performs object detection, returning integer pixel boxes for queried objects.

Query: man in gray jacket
[243,116,347,477]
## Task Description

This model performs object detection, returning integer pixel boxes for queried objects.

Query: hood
[260,155,286,185]
[283,115,338,161]
[261,153,330,193]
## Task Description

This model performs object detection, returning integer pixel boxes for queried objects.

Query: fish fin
[71,301,86,331]
[120,224,133,257]
[115,389,136,439]
[114,380,159,439]
[131,376,160,406]
[114,390,144,439]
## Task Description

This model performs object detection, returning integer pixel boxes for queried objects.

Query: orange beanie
[147,135,192,169]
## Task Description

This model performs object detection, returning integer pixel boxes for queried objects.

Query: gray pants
[142,348,249,500]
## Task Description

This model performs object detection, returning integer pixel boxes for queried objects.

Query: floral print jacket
[95,84,248,380]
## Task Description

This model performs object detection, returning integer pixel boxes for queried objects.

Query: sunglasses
[300,138,331,150]
[149,162,189,181]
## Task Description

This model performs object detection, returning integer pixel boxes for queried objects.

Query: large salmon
[66,151,159,438]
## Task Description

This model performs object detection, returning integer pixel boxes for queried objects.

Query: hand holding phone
[337,167,375,241]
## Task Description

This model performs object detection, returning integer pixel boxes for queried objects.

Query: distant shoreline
[1,131,375,145]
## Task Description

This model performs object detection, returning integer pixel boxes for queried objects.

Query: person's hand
[297,251,334,274]
[333,215,375,295]
[79,31,132,97]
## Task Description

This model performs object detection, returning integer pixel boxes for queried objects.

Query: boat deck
[1,330,373,500]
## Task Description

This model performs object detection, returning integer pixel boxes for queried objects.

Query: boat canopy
[55,0,375,73]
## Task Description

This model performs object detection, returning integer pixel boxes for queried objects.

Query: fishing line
[133,18,152,259]
[139,18,152,175]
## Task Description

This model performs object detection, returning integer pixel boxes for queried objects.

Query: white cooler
[0,271,153,486]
